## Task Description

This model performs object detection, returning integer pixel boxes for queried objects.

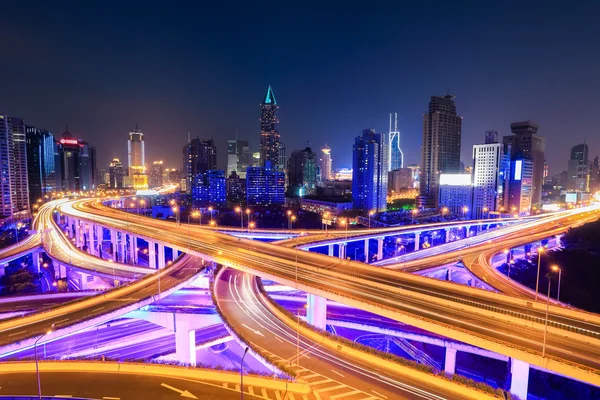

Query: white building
[319,145,332,181]
[438,174,472,218]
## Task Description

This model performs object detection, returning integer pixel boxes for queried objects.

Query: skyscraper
[226,170,246,205]
[236,140,250,173]
[259,85,281,170]
[567,143,589,191]
[227,140,238,177]
[352,129,388,213]
[26,126,56,206]
[287,145,317,196]
[127,126,147,189]
[503,121,545,205]
[246,164,285,206]
[319,145,332,181]
[589,157,600,195]
[419,95,462,209]
[507,158,533,215]
[109,158,125,189]
[183,137,217,194]
[471,131,511,218]
[0,115,32,216]
[55,130,96,192]
[150,161,164,188]
[388,113,403,171]
[192,170,226,208]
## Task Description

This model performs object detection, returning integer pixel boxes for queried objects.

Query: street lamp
[241,347,249,400]
[441,207,448,221]
[535,246,544,300]
[368,210,375,229]
[291,215,296,230]
[551,265,562,302]
[482,206,488,219]
[208,206,214,224]
[35,324,54,400]
[462,206,468,220]
[188,211,200,249]
[542,273,552,357]
[296,304,307,372]
[248,222,255,233]
[411,208,418,224]
[235,206,243,229]
[339,219,348,239]
[15,222,24,244]
[287,210,293,230]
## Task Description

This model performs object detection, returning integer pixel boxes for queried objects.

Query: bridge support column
[377,237,383,260]
[56,264,67,279]
[158,244,165,269]
[446,268,453,282]
[148,241,156,269]
[509,358,529,400]
[87,224,96,256]
[363,239,369,262]
[414,232,420,251]
[32,251,41,273]
[0,263,7,277]
[96,225,103,257]
[444,348,457,375]
[118,233,126,263]
[110,230,117,260]
[78,272,90,290]
[445,229,451,243]
[173,248,179,260]
[75,220,82,248]
[175,324,196,366]
[306,293,327,330]
[327,245,333,257]
[338,243,346,259]
[129,236,138,264]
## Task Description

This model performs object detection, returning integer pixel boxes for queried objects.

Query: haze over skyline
[1,1,599,173]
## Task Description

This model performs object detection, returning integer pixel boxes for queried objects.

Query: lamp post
[441,207,448,221]
[323,212,330,236]
[296,305,307,371]
[368,210,374,229]
[482,206,488,219]
[188,211,200,249]
[542,273,552,357]
[15,222,23,244]
[411,208,418,224]
[291,215,296,230]
[287,210,292,230]
[462,206,468,220]
[235,206,243,229]
[208,206,214,224]
[551,265,562,302]
[240,347,249,400]
[35,324,54,400]
[535,246,544,300]
[248,222,255,233]
[339,219,348,239]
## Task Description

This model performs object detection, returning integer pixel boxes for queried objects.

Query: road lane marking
[314,384,346,393]
[275,391,282,400]
[309,379,333,386]
[330,390,362,399]
[8,330,26,337]
[102,397,120,400]
[371,390,387,399]
[54,318,69,324]
[330,369,345,378]
[92,307,104,312]
[274,336,283,343]
[160,383,198,399]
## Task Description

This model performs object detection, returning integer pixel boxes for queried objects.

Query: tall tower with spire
[259,85,281,170]
[388,112,403,171]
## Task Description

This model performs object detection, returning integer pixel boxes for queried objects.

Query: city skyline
[1,2,599,173]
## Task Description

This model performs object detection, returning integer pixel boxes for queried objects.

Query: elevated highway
[57,199,600,388]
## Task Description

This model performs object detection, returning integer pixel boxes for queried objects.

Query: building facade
[287,145,317,196]
[388,168,413,193]
[0,115,32,216]
[150,161,164,188]
[507,158,533,215]
[55,131,96,192]
[419,95,462,209]
[388,112,403,171]
[127,126,147,189]
[567,143,589,192]
[226,170,246,205]
[352,129,388,212]
[319,145,332,181]
[259,86,281,171]
[192,170,226,208]
[471,132,511,218]
[589,157,600,194]
[438,174,472,217]
[26,126,56,206]
[183,138,217,194]
[503,121,545,205]
[246,165,285,206]
[109,158,125,189]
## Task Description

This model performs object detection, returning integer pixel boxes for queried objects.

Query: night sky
[1,1,599,174]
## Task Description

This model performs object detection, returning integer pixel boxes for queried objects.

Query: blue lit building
[388,113,403,171]
[352,129,388,213]
[246,162,285,207]
[507,158,533,215]
[26,126,56,206]
[191,170,226,208]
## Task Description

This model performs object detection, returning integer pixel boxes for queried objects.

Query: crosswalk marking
[314,384,347,394]
[308,379,333,386]
[301,373,321,379]
[329,390,362,399]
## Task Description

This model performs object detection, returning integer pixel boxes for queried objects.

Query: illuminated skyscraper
[109,158,124,189]
[259,86,281,170]
[319,145,332,181]
[127,125,147,189]
[26,126,56,206]
[352,129,388,213]
[419,95,462,209]
[150,161,164,188]
[0,115,31,216]
[388,113,403,171]
[227,140,238,177]
[287,145,317,196]
[183,137,217,194]
[55,130,96,192]
[567,143,589,191]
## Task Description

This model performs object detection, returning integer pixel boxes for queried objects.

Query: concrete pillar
[118,233,126,263]
[447,268,453,282]
[32,251,41,273]
[110,230,117,259]
[173,248,179,260]
[88,224,96,256]
[78,272,90,290]
[377,238,384,260]
[129,236,138,264]
[59,264,67,279]
[445,229,451,243]
[306,293,327,330]
[338,243,346,259]
[75,220,82,248]
[363,239,369,262]
[444,347,457,375]
[510,358,530,400]
[148,241,156,269]
[158,244,166,269]
[414,232,420,251]
[327,245,334,257]
[96,225,103,256]
[175,326,196,366]
[0,263,6,277]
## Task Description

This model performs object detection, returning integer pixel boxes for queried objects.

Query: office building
[127,125,147,189]
[55,130,96,192]
[471,132,511,218]
[26,126,56,206]
[226,170,246,205]
[419,95,462,209]
[278,142,286,173]
[589,157,600,194]
[319,145,332,181]
[97,168,109,186]
[192,170,226,208]
[543,158,550,184]
[388,112,403,171]
[149,161,164,188]
[407,164,420,189]
[503,121,545,205]
[227,140,238,177]
[507,158,533,215]
[388,168,413,193]
[259,85,281,170]
[438,174,472,218]
[109,158,125,189]
[567,143,589,192]
[352,129,388,213]
[287,145,317,196]
[236,140,250,173]
[0,115,31,217]
[183,137,217,194]
[246,163,285,206]
[332,168,352,181]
